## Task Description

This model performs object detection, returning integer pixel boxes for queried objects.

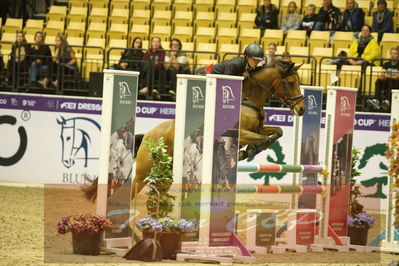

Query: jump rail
[237,164,327,173]
[235,185,325,194]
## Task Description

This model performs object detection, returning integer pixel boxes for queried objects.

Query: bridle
[246,67,304,112]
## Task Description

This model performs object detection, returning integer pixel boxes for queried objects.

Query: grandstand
[0,0,398,111]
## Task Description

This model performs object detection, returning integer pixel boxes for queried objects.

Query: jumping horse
[84,59,305,201]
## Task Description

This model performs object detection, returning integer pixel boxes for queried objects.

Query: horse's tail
[81,174,99,202]
[81,174,113,202]
[134,134,144,159]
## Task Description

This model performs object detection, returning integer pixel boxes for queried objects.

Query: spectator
[164,38,189,74]
[29,31,52,87]
[47,33,79,89]
[110,37,144,71]
[265,42,277,65]
[5,30,30,86]
[300,4,318,38]
[164,38,190,97]
[368,46,399,110]
[281,1,300,35]
[347,25,380,68]
[281,51,292,62]
[141,37,166,99]
[195,43,265,78]
[371,0,393,43]
[342,0,365,37]
[314,0,341,32]
[255,0,279,36]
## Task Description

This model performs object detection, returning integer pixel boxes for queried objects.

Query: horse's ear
[56,116,65,125]
[293,64,303,71]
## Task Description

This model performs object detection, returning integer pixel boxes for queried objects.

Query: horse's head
[57,116,75,168]
[272,59,305,116]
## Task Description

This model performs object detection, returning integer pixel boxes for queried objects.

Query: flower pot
[142,232,182,259]
[72,231,101,255]
[348,226,369,246]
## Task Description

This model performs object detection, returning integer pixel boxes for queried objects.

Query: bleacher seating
[0,0,397,101]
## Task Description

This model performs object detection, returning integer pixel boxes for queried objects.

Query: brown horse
[128,59,305,199]
[83,59,305,201]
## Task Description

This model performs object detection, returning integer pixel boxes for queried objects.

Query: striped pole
[237,164,326,173]
[235,185,325,194]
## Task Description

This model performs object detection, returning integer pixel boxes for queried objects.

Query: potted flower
[348,148,375,245]
[136,137,196,259]
[57,213,112,255]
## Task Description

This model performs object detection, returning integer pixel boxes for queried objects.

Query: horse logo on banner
[307,95,318,111]
[119,81,131,100]
[222,85,235,104]
[192,86,204,104]
[57,116,101,168]
[340,96,351,112]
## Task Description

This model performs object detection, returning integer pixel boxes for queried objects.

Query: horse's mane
[249,58,297,77]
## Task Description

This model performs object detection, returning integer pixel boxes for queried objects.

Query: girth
[241,102,264,130]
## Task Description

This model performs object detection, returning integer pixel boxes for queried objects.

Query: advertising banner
[0,94,392,213]
[208,76,242,247]
[328,88,357,237]
[0,93,101,184]
[99,70,139,239]
[298,88,323,209]
[176,76,207,241]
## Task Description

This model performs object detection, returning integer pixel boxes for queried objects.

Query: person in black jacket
[371,0,393,42]
[29,31,52,87]
[368,47,399,110]
[111,37,144,71]
[255,0,279,36]
[6,30,30,86]
[314,0,341,32]
[300,4,318,37]
[196,44,265,78]
[341,0,365,37]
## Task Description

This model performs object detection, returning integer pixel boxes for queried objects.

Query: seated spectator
[300,4,318,38]
[141,37,166,99]
[5,30,30,86]
[347,25,380,68]
[164,38,189,74]
[368,46,399,110]
[255,0,279,36]
[341,0,365,38]
[314,0,341,33]
[29,31,52,87]
[281,1,300,35]
[47,33,79,89]
[371,0,393,43]
[164,38,190,97]
[111,37,144,71]
[266,42,277,65]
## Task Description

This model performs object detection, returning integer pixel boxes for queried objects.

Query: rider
[121,125,134,152]
[196,43,266,79]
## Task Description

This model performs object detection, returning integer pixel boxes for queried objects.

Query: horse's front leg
[238,127,283,160]
[258,126,283,149]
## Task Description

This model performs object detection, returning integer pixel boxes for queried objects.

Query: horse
[56,116,101,168]
[129,59,305,199]
[83,59,305,201]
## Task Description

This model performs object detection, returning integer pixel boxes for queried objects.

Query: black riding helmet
[244,44,265,61]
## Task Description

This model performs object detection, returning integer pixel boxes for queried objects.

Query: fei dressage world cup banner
[0,93,392,212]
[0,92,101,184]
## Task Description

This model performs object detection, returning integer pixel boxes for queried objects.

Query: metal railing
[1,41,396,112]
